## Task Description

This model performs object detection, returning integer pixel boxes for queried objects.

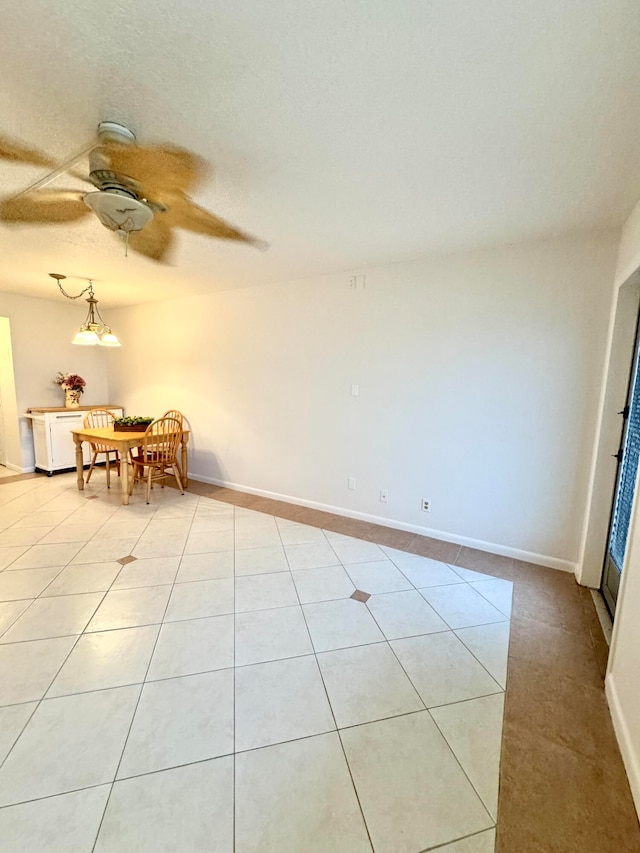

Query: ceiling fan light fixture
[83,190,153,234]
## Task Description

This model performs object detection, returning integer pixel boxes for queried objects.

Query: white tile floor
[0,472,512,852]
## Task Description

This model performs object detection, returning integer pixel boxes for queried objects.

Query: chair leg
[146,467,153,504]
[86,452,98,483]
[129,463,138,495]
[105,453,111,489]
[172,464,184,495]
[116,452,121,477]
[172,460,184,487]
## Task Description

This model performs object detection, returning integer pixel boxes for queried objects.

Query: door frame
[578,271,640,589]
[601,306,640,615]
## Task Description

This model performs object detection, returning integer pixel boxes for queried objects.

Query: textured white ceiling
[1,0,640,307]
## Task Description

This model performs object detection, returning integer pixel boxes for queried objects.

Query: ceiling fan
[0,121,267,262]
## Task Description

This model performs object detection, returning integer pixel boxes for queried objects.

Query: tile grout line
[0,587,112,773]
[452,626,510,691]
[427,707,498,828]
[357,557,509,692]
[0,656,507,709]
[273,521,377,851]
[0,483,132,751]
[0,598,509,656]
[0,781,115,813]
[87,486,196,852]
[358,580,502,829]
[0,698,510,814]
[384,552,513,689]
[465,578,512,620]
[417,825,495,852]
[0,541,93,639]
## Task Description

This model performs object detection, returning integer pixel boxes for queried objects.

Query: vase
[65,389,81,408]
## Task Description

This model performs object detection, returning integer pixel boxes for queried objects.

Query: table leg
[121,457,130,506]
[74,435,84,491]
[181,435,189,489]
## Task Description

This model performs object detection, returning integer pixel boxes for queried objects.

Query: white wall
[108,230,617,569]
[614,200,640,289]
[0,292,111,471]
[606,198,640,820]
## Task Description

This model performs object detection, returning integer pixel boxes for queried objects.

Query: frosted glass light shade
[99,332,121,347]
[72,328,100,346]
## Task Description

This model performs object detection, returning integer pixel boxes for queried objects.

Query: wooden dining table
[70,426,190,506]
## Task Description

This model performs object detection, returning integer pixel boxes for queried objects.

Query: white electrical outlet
[348,477,357,490]
[421,498,431,512]
[380,489,388,503]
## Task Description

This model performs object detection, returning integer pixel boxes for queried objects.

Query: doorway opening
[0,317,21,475]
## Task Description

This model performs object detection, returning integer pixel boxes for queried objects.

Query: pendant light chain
[49,273,121,347]
[51,274,94,302]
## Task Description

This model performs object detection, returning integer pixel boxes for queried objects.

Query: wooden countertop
[26,405,124,414]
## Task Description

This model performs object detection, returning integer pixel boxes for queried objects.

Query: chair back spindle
[84,408,118,453]
[83,408,120,487]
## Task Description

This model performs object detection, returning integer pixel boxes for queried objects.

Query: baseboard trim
[189,474,576,573]
[606,673,640,820]
[4,463,34,474]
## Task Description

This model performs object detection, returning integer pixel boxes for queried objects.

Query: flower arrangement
[54,372,86,393]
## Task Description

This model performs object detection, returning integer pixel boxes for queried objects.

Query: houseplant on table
[113,416,154,432]
[54,372,86,408]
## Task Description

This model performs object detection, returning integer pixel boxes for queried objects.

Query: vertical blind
[610,349,640,571]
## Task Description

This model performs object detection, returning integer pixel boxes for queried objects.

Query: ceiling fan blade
[0,189,90,224]
[101,142,209,197]
[0,134,56,169]
[166,194,268,249]
[126,218,174,262]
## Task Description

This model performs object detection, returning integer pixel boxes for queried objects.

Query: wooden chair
[83,408,120,488]
[162,409,184,426]
[128,416,184,504]
[161,409,185,482]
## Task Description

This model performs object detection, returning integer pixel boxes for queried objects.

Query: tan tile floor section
[180,480,640,853]
[0,472,39,485]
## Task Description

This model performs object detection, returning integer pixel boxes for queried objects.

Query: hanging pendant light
[50,274,121,347]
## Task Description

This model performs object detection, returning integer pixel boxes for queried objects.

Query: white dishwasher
[27,408,124,475]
